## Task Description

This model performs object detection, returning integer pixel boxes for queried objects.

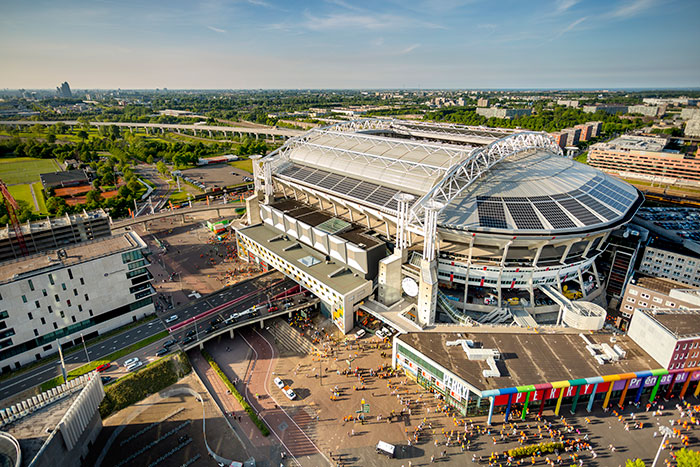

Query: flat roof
[633,273,687,295]
[595,135,668,152]
[239,223,370,295]
[39,169,88,186]
[0,209,109,241]
[0,232,145,284]
[640,310,700,339]
[397,331,658,393]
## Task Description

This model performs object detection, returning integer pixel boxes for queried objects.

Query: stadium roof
[440,149,641,234]
[268,119,642,235]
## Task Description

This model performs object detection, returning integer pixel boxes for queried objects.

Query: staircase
[437,290,477,326]
[266,318,318,355]
[476,306,513,325]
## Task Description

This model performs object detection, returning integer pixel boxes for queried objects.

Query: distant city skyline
[1,0,699,90]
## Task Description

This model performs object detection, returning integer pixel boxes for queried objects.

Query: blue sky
[1,0,699,89]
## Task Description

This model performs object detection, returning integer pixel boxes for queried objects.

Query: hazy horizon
[2,0,699,90]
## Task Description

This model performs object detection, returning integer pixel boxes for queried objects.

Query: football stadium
[236,119,643,334]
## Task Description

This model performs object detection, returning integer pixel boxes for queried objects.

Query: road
[158,274,301,343]
[0,319,166,401]
[0,120,304,138]
[135,163,172,213]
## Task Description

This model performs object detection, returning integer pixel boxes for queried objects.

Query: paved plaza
[195,313,699,467]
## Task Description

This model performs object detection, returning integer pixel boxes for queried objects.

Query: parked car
[156,348,169,357]
[165,315,178,324]
[123,357,139,367]
[268,305,278,313]
[283,386,297,400]
[354,329,366,339]
[274,377,285,389]
[376,328,391,339]
[100,376,113,384]
[96,363,111,373]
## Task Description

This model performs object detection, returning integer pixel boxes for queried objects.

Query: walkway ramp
[436,290,477,326]
[510,305,538,328]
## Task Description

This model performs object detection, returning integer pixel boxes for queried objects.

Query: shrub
[99,351,191,418]
[507,442,565,458]
[200,349,270,436]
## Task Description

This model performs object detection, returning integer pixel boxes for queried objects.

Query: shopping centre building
[236,119,643,334]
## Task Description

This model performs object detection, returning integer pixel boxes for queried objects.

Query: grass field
[7,184,35,210]
[229,158,253,173]
[32,182,47,213]
[0,157,59,185]
[167,190,191,204]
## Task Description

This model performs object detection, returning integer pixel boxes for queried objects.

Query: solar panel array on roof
[477,199,508,229]
[506,202,544,229]
[532,201,577,229]
[276,163,414,212]
[577,193,618,220]
[557,198,601,226]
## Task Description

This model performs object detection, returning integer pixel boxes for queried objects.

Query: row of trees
[424,106,647,134]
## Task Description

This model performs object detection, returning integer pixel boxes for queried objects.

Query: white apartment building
[639,245,700,288]
[0,232,155,372]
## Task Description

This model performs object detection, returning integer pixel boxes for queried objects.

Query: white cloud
[560,16,587,35]
[399,44,421,54]
[554,0,580,14]
[608,0,658,19]
[302,12,444,31]
[207,26,227,33]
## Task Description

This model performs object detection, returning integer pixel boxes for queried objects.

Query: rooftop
[0,232,145,284]
[639,309,700,339]
[239,223,371,295]
[397,331,658,393]
[594,135,668,152]
[632,273,687,295]
[39,169,89,187]
[0,209,109,241]
[440,150,641,234]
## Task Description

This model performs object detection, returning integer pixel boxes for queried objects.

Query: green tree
[77,130,88,140]
[109,125,121,141]
[677,448,700,467]
[77,116,91,131]
[46,196,68,216]
[156,161,169,177]
[625,459,645,467]
[46,133,56,144]
[85,189,103,208]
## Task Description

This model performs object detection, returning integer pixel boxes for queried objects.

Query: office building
[557,100,579,108]
[588,135,700,183]
[550,132,567,148]
[477,98,490,107]
[628,105,664,117]
[583,105,628,115]
[475,108,532,119]
[0,232,155,372]
[237,119,642,334]
[56,82,72,98]
[638,243,700,287]
[620,273,698,322]
[562,128,581,146]
[681,109,700,121]
[574,124,593,141]
[0,210,111,262]
[628,306,700,371]
[685,119,700,138]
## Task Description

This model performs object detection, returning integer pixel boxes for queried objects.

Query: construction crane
[0,179,29,257]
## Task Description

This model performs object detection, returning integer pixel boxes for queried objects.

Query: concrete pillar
[199,342,204,350]
[229,329,234,339]
[577,267,587,298]
[378,254,402,306]
[486,397,495,426]
[587,383,599,412]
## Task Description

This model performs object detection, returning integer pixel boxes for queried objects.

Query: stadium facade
[236,119,643,334]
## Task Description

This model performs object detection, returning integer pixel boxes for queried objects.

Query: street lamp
[652,425,676,467]
[80,333,90,365]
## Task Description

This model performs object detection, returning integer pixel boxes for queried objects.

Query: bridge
[179,297,320,351]
[0,120,304,140]
[110,202,245,229]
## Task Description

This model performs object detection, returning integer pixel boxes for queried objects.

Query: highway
[0,318,166,401]
[110,203,244,229]
[0,120,304,138]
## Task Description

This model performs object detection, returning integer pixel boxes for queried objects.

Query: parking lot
[180,164,251,191]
